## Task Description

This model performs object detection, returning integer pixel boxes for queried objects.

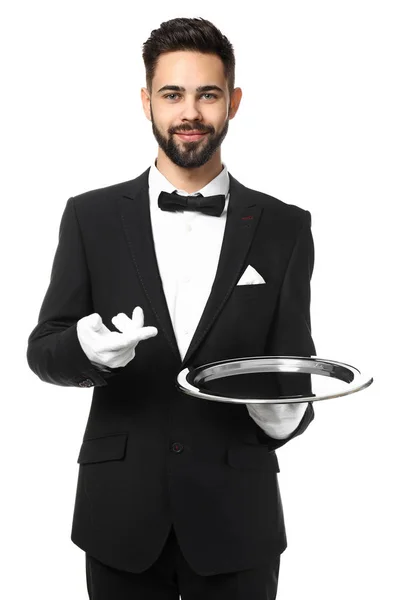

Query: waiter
[27,16,316,600]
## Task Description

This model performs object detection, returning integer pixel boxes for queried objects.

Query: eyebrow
[156,85,225,95]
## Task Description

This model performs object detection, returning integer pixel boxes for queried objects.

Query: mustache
[170,125,214,134]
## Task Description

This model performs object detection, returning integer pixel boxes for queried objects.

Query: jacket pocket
[227,443,280,472]
[77,432,128,465]
[233,282,269,294]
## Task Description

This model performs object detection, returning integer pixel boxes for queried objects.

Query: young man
[27,17,316,600]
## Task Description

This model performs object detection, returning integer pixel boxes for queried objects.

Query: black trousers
[85,526,280,600]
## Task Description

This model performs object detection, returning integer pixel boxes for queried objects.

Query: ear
[229,87,243,119]
[141,88,152,122]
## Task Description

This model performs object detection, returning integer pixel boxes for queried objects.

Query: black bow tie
[158,190,225,217]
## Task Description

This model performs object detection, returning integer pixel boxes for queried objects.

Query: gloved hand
[246,401,309,439]
[77,306,158,369]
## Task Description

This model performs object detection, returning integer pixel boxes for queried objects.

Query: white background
[1,1,399,598]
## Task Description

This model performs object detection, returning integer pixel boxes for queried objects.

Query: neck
[155,150,223,194]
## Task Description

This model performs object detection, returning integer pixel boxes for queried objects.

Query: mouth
[175,131,209,142]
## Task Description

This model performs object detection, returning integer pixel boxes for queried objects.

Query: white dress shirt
[147,160,308,440]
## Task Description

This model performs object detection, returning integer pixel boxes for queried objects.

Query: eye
[163,93,218,100]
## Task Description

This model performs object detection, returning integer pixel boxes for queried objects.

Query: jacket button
[78,378,94,388]
[171,442,184,453]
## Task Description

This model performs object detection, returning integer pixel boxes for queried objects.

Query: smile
[175,132,209,142]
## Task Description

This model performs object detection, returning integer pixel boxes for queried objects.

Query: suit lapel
[118,168,263,368]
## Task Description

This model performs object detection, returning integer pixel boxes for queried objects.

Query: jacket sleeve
[26,197,120,388]
[255,210,316,450]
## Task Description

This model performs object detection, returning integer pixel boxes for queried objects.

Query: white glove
[77,306,158,369]
[246,402,309,439]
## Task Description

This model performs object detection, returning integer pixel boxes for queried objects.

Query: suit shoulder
[252,187,310,224]
[229,173,311,221]
[70,168,150,209]
[229,174,311,225]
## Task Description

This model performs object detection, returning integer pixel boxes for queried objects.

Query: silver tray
[176,356,373,404]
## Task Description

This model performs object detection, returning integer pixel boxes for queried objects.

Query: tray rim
[176,355,374,404]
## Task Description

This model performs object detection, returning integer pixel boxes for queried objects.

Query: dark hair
[142,17,235,97]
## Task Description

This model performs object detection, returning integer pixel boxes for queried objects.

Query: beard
[150,104,229,169]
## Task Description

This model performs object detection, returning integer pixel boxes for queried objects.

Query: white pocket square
[237,265,266,285]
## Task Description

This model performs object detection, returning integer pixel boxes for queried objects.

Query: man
[27,16,316,600]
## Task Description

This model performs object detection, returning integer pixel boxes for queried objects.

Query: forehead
[153,51,226,89]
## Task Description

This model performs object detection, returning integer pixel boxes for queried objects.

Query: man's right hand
[77,306,158,369]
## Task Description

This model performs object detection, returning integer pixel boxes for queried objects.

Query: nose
[179,96,203,123]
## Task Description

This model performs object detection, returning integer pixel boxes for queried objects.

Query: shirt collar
[148,158,230,214]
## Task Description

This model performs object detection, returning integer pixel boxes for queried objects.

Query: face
[141,51,242,168]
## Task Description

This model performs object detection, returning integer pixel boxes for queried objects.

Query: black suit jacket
[26,166,316,576]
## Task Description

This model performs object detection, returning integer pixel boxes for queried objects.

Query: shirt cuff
[90,361,113,373]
